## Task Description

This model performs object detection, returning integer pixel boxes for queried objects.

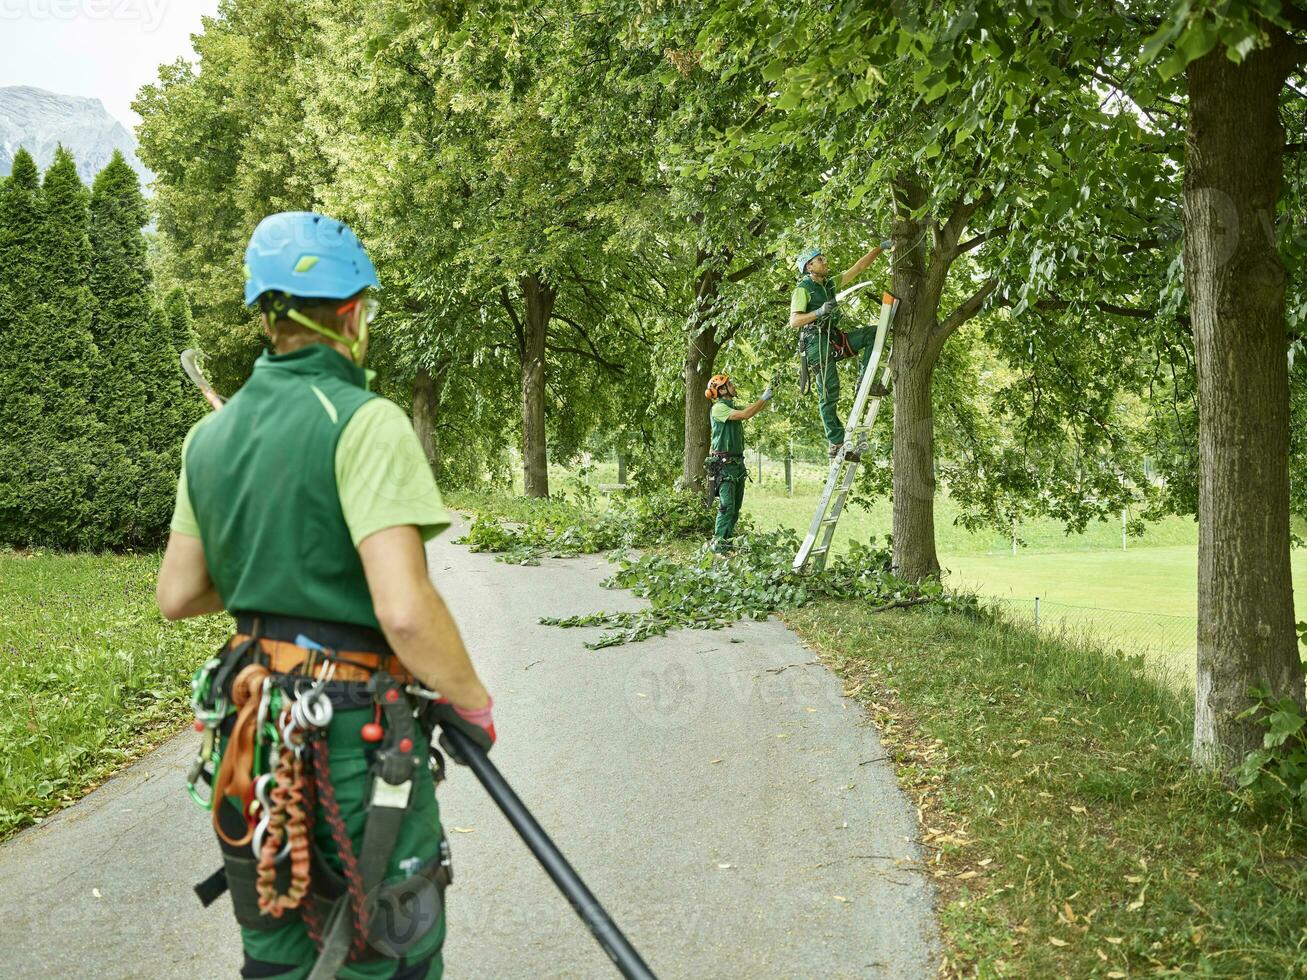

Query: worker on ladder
[790,242,893,461]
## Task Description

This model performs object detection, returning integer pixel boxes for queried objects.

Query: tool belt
[705,452,744,504]
[230,612,418,685]
[187,613,447,976]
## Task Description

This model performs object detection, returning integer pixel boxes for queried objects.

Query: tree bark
[1185,34,1305,771]
[411,363,445,480]
[682,254,723,489]
[682,327,721,489]
[520,273,556,498]
[889,175,944,582]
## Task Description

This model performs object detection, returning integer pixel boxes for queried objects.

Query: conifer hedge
[0,148,192,550]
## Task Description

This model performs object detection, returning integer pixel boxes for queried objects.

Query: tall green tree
[0,148,106,548]
[88,151,186,542]
[134,0,330,396]
[0,150,45,540]
[863,0,1307,771]
[307,0,648,497]
[688,2,1173,581]
[1141,0,1307,768]
[164,286,205,429]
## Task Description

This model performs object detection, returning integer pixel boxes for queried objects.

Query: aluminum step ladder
[793,291,899,573]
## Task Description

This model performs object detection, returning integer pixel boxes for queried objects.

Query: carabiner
[250,773,291,864]
[185,724,219,811]
[190,656,222,712]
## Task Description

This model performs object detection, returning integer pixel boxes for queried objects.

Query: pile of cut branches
[540,530,974,648]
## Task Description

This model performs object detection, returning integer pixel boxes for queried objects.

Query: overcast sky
[0,0,220,130]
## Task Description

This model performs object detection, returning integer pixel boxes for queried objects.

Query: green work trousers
[217,706,446,979]
[806,326,876,447]
[713,463,747,548]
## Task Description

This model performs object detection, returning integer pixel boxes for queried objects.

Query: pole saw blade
[181,348,226,411]
[834,278,879,303]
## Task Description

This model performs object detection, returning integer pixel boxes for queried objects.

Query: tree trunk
[682,326,721,490]
[889,175,944,582]
[681,255,723,489]
[411,363,444,480]
[1185,35,1304,771]
[520,273,556,498]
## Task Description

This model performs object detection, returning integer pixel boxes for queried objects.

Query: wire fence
[989,596,1198,679]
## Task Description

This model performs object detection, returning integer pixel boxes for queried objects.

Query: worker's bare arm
[838,243,888,286]
[156,532,224,620]
[728,398,769,422]
[359,524,491,710]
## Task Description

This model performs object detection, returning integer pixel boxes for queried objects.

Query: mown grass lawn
[0,549,228,839]
[785,601,1307,978]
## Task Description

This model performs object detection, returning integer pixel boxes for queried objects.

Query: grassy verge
[0,549,228,839]
[784,601,1307,977]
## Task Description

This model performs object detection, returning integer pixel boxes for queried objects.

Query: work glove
[430,695,496,765]
[817,299,838,318]
[880,238,894,250]
[760,387,774,403]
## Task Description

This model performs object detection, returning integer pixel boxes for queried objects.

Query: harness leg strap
[306,672,421,979]
[194,867,229,908]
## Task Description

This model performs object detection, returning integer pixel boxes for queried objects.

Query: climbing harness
[704,451,745,507]
[794,291,899,573]
[797,278,880,396]
[189,615,451,973]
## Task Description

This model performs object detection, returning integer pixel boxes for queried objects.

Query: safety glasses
[336,296,379,325]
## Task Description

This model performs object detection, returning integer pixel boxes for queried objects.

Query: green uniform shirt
[791,273,847,332]
[710,399,745,456]
[170,345,449,630]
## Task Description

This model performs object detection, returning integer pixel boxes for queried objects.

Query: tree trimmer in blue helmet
[794,248,820,395]
[186,211,657,976]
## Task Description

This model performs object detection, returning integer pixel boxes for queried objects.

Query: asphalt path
[0,518,937,978]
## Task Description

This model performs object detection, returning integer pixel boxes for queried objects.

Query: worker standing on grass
[705,373,772,554]
[790,241,893,461]
[155,211,494,980]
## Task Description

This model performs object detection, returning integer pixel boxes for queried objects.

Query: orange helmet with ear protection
[705,374,731,401]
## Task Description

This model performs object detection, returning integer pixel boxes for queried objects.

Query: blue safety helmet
[795,246,823,276]
[243,211,380,307]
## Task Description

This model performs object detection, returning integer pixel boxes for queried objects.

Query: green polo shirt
[170,398,450,547]
[710,399,745,456]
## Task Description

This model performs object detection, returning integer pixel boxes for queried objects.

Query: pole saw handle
[440,726,657,980]
[181,349,226,411]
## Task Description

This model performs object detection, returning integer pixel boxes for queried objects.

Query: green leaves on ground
[540,530,970,649]
[458,486,714,565]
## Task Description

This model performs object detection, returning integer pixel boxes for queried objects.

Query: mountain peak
[0,85,150,187]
